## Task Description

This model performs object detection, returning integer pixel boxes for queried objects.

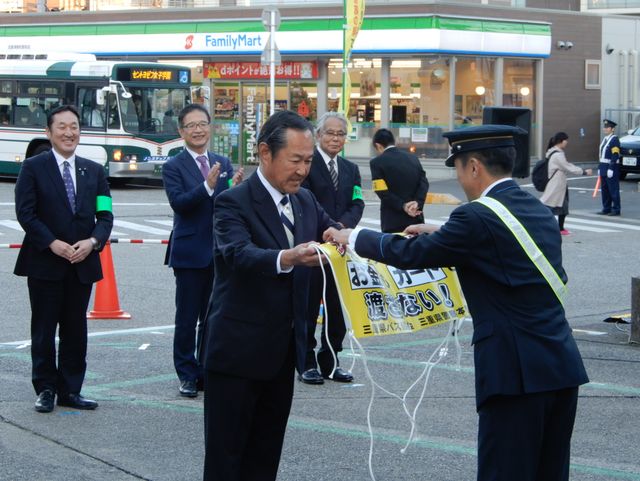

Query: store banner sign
[204,61,318,80]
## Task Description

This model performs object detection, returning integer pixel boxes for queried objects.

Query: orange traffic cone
[88,241,131,320]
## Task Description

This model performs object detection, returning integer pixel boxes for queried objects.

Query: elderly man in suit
[325,125,589,481]
[300,111,364,384]
[202,110,339,481]
[163,103,243,398]
[370,128,429,233]
[15,105,113,413]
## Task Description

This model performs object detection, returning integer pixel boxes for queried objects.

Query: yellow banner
[318,243,468,338]
[345,0,365,57]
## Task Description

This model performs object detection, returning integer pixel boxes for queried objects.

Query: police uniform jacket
[598,134,621,177]
[370,146,429,232]
[355,179,589,409]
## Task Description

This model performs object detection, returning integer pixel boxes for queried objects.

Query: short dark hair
[257,110,314,158]
[458,147,515,176]
[372,128,395,148]
[178,103,211,127]
[47,105,80,129]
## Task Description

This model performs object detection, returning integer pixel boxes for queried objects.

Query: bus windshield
[118,86,190,136]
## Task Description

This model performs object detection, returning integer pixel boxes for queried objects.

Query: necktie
[280,195,295,248]
[328,158,338,190]
[62,161,76,213]
[196,155,209,180]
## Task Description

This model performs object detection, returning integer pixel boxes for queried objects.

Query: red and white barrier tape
[0,238,168,249]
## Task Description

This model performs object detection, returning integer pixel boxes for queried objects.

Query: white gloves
[607,169,614,179]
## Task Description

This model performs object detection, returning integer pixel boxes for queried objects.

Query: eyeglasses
[182,121,210,131]
[323,130,347,139]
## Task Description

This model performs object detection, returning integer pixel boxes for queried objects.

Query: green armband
[96,195,113,212]
[352,185,363,201]
[228,178,233,189]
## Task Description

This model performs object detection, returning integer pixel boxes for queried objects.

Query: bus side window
[107,93,120,129]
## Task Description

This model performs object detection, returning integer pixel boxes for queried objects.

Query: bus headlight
[113,149,122,161]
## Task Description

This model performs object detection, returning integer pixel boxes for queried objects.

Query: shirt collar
[185,147,208,162]
[257,167,288,207]
[481,177,512,198]
[51,148,76,168]
[316,146,337,167]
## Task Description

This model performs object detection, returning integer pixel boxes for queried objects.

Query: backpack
[531,150,558,192]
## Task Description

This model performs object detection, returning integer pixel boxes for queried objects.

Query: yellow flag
[318,243,468,338]
[345,0,365,58]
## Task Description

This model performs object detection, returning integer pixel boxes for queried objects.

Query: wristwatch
[90,237,100,251]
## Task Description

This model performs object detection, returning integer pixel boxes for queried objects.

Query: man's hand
[607,169,614,179]
[49,239,76,261]
[69,239,94,264]
[231,167,245,187]
[403,200,422,217]
[206,162,221,189]
[279,242,327,270]
[323,227,352,246]
[403,223,440,236]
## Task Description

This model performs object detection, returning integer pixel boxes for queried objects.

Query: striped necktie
[62,161,76,213]
[328,158,338,190]
[280,195,295,247]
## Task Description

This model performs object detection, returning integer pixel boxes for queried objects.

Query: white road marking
[113,220,171,235]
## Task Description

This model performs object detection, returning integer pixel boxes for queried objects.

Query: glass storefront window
[503,58,537,154]
[455,57,496,127]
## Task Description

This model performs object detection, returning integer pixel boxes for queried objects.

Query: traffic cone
[88,241,131,320]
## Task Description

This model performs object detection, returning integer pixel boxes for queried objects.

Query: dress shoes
[608,212,620,216]
[179,380,198,398]
[57,393,98,410]
[298,368,324,385]
[596,211,610,215]
[35,389,55,413]
[323,367,354,383]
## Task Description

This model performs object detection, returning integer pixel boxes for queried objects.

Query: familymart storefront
[0,15,550,163]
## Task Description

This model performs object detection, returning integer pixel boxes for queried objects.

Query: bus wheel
[31,143,51,156]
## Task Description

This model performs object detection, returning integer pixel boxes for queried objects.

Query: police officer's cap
[442,124,526,167]
[603,119,617,128]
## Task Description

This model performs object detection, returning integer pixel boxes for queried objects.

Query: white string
[310,243,467,481]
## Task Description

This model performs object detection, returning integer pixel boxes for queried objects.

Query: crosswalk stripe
[567,217,640,231]
[147,220,174,227]
[113,220,171,235]
[562,223,616,233]
[0,220,23,231]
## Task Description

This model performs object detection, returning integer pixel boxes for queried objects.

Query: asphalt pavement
[1,175,639,481]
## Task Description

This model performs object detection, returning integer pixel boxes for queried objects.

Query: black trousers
[477,387,579,481]
[28,270,92,395]
[305,268,347,374]
[173,265,213,382]
[203,336,295,481]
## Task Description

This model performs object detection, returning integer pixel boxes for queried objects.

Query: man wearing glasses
[300,111,364,384]
[163,104,243,398]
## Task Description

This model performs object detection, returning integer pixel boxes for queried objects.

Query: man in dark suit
[325,125,589,481]
[370,128,429,233]
[14,105,113,413]
[163,103,243,398]
[300,111,364,384]
[202,110,339,481]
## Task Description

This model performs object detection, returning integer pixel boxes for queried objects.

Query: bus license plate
[622,157,637,166]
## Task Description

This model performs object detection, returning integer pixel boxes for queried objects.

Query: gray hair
[315,111,348,136]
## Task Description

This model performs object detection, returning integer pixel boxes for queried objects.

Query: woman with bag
[540,132,592,235]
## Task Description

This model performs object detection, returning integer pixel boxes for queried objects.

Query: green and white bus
[0,53,191,180]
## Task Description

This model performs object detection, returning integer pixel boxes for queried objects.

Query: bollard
[631,277,640,344]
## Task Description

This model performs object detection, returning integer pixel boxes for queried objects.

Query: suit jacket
[162,149,234,268]
[14,151,113,284]
[204,173,338,380]
[302,148,364,228]
[355,180,589,409]
[370,146,429,232]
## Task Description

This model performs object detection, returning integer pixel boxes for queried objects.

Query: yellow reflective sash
[474,196,567,306]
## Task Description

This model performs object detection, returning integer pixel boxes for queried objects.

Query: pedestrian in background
[370,128,429,233]
[202,110,339,481]
[163,103,243,398]
[325,124,589,481]
[597,119,621,216]
[15,105,113,413]
[540,132,592,235]
[300,111,364,384]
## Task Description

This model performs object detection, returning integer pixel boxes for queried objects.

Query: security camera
[565,41,573,50]
[606,44,614,55]
[556,41,566,49]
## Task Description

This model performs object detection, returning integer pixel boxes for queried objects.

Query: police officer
[597,119,621,216]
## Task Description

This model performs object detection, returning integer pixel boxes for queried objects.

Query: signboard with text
[204,61,318,80]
